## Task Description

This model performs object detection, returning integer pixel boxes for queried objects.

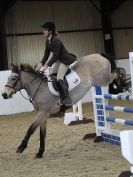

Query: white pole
[77,101,83,120]
[91,87,100,136]
[73,101,83,120]
[129,52,133,94]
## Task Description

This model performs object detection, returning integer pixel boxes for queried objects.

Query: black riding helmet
[40,22,56,34]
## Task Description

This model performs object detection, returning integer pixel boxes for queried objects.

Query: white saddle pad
[48,70,80,96]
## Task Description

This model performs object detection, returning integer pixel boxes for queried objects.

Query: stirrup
[58,99,66,106]
[58,100,64,106]
[58,97,72,106]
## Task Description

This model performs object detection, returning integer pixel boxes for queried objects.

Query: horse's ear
[20,64,24,70]
[11,63,19,73]
[11,62,17,68]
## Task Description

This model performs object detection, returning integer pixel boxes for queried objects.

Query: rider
[35,21,77,106]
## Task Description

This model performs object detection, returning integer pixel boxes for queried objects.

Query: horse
[2,53,131,158]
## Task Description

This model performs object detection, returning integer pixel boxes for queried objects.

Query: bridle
[5,71,44,104]
[5,73,22,94]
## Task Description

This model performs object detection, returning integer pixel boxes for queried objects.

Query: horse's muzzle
[2,92,8,99]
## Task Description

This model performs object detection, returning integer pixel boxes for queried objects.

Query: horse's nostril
[2,93,8,99]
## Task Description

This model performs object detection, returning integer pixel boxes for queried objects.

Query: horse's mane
[20,64,34,72]
[20,64,40,76]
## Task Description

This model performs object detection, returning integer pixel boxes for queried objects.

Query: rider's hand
[40,65,48,72]
[35,63,43,71]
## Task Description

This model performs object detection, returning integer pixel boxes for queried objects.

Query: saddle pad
[48,70,80,96]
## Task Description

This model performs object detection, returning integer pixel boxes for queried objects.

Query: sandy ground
[0,101,132,177]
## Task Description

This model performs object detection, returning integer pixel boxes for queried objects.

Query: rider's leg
[50,61,60,75]
[57,63,72,106]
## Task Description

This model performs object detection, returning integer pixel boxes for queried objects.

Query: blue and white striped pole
[105,105,133,113]
[106,116,133,126]
[104,93,133,101]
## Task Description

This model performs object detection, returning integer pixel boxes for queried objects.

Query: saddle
[49,69,71,92]
[49,75,64,91]
[47,69,80,96]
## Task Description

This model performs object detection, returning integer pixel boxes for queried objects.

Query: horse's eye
[12,77,17,81]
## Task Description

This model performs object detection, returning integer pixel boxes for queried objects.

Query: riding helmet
[40,22,56,32]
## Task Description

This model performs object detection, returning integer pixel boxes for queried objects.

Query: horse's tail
[114,67,132,93]
[100,53,131,93]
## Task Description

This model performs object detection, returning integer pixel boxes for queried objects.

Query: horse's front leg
[36,126,46,158]
[16,111,45,154]
[16,121,38,153]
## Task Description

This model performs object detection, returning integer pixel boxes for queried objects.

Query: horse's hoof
[35,153,43,159]
[16,148,23,153]
[16,145,25,153]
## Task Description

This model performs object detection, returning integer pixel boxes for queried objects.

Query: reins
[20,75,44,106]
[30,78,44,103]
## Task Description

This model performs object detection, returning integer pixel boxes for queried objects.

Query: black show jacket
[41,36,76,67]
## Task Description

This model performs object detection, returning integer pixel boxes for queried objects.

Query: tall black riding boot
[58,79,72,106]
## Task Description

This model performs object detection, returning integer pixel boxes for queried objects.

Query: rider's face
[43,29,51,38]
